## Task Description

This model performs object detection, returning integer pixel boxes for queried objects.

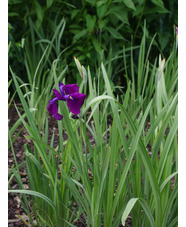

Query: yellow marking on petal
[69,95,73,100]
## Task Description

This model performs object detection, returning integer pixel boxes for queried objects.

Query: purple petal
[63,84,79,95]
[54,113,63,120]
[59,82,64,87]
[51,102,58,115]
[47,99,58,114]
[47,102,53,114]
[66,93,86,115]
[72,115,79,119]
[47,101,63,120]
[59,83,65,97]
[53,89,64,100]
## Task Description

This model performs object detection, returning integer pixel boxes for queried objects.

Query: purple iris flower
[47,82,86,120]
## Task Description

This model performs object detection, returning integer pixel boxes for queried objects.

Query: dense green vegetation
[8,1,178,226]
[9,0,177,85]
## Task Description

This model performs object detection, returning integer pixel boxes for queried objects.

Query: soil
[8,104,131,227]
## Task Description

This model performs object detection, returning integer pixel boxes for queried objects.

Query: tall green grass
[14,17,68,130]
[9,33,177,226]
[9,68,75,227]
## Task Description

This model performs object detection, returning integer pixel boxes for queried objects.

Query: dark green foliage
[8,0,178,90]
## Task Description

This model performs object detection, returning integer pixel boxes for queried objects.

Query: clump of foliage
[9,28,178,226]
[9,0,177,86]
[8,1,178,226]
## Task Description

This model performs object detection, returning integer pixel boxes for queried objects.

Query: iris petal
[59,83,65,97]
[72,115,79,119]
[47,82,86,121]
[47,102,53,114]
[51,102,58,115]
[66,93,86,115]
[53,89,64,100]
[47,98,58,114]
[47,100,63,120]
[54,113,63,120]
[63,84,79,95]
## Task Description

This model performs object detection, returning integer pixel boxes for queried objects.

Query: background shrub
[8,0,177,90]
